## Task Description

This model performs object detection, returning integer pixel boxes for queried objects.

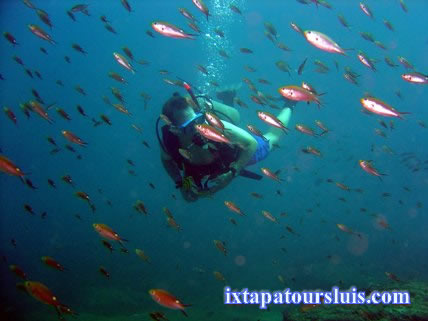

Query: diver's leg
[211,100,240,125]
[215,83,242,106]
[264,107,292,150]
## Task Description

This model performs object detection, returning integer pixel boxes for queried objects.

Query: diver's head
[162,92,205,136]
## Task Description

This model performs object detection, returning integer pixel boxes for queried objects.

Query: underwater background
[0,0,427,320]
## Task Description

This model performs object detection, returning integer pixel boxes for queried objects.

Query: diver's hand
[180,186,198,202]
[208,170,234,194]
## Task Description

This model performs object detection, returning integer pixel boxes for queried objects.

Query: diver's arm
[161,150,198,202]
[223,121,258,173]
[160,150,182,187]
[205,122,258,195]
[211,100,240,125]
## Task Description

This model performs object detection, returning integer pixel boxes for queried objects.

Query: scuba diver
[157,83,295,202]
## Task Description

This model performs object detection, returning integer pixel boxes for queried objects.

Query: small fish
[240,48,253,54]
[99,266,110,279]
[23,0,37,9]
[9,265,28,280]
[401,72,428,85]
[122,47,134,61]
[28,24,56,44]
[261,167,282,182]
[359,160,386,180]
[337,223,361,238]
[297,58,308,75]
[93,223,128,248]
[113,52,135,73]
[360,97,409,119]
[179,8,198,21]
[399,0,408,13]
[134,200,148,215]
[23,281,67,317]
[105,24,117,34]
[72,43,86,54]
[304,30,346,55]
[295,124,316,136]
[279,85,322,106]
[262,210,278,223]
[205,112,224,131]
[214,271,226,283]
[3,32,19,46]
[257,111,288,133]
[62,130,87,146]
[275,61,291,75]
[359,2,374,18]
[151,21,196,39]
[246,125,268,141]
[230,4,242,14]
[149,289,191,316]
[290,22,303,35]
[194,124,230,144]
[135,249,151,263]
[191,0,210,21]
[25,178,37,190]
[3,107,17,125]
[108,72,127,84]
[121,0,132,12]
[357,51,376,71]
[276,42,292,52]
[41,256,67,271]
[383,19,394,32]
[302,146,322,157]
[315,120,329,135]
[224,201,245,216]
[0,155,26,178]
[213,240,227,256]
[167,217,181,231]
[337,14,351,30]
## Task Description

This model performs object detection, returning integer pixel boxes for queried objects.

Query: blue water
[0,1,427,320]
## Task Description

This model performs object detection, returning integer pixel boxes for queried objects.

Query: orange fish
[213,240,227,256]
[29,100,53,123]
[167,216,181,231]
[3,107,17,125]
[62,130,87,146]
[9,264,28,280]
[360,97,409,119]
[315,120,329,135]
[24,281,67,318]
[295,124,316,136]
[93,223,128,247]
[359,160,386,180]
[195,124,230,144]
[279,85,322,107]
[0,155,26,177]
[205,112,224,131]
[41,256,67,271]
[224,201,245,216]
[261,167,282,182]
[28,24,56,44]
[336,223,361,238]
[262,210,278,223]
[149,289,191,316]
[257,111,288,133]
